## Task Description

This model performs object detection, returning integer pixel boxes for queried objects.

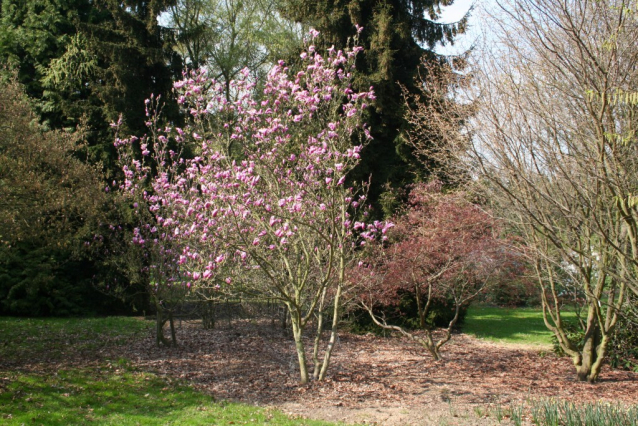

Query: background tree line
[0,0,467,316]
[2,0,637,385]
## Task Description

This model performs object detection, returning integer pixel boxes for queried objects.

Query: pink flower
[382,222,395,234]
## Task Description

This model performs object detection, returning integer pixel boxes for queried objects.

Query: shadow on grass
[0,365,335,426]
[0,317,152,364]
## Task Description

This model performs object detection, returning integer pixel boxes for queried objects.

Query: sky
[159,0,494,57]
[435,0,493,55]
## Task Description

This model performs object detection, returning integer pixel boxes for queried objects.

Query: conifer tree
[0,0,181,314]
[0,0,181,174]
[282,0,468,213]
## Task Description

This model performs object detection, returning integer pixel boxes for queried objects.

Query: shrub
[346,292,469,334]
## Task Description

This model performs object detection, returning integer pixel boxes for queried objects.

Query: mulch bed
[102,320,638,407]
[5,318,637,424]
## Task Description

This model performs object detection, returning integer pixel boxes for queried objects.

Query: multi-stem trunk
[539,262,623,383]
[290,307,310,384]
[572,305,612,383]
[576,323,603,382]
[155,300,176,347]
[312,287,327,380]
[317,279,344,380]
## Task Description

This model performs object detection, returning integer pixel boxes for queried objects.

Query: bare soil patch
[7,319,638,425]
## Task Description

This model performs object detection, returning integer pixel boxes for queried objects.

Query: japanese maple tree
[357,182,509,360]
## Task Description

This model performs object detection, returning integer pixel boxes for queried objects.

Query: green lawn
[462,306,577,348]
[0,366,334,426]
[0,317,341,426]
[0,316,152,360]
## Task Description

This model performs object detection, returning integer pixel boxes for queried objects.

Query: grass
[0,317,343,425]
[0,316,153,360]
[0,363,336,425]
[462,306,577,348]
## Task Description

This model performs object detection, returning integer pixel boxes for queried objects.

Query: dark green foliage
[0,0,181,175]
[608,303,638,372]
[0,0,182,316]
[347,292,468,335]
[0,243,132,316]
[0,76,138,316]
[282,0,468,213]
[0,244,87,316]
[481,278,540,308]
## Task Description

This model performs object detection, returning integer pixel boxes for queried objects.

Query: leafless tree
[463,0,638,382]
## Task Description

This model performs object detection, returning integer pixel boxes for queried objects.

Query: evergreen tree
[282,0,468,214]
[0,0,181,175]
[0,1,181,314]
[0,75,122,316]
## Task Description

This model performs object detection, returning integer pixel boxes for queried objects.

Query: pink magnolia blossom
[114,29,391,380]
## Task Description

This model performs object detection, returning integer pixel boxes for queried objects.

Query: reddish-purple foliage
[356,182,514,344]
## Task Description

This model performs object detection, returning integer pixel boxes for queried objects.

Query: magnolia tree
[355,182,510,360]
[112,112,192,347]
[115,29,389,383]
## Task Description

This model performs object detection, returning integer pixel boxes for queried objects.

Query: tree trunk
[169,310,176,346]
[155,301,176,347]
[575,322,604,382]
[423,330,441,360]
[291,312,309,384]
[318,282,343,380]
[312,295,326,380]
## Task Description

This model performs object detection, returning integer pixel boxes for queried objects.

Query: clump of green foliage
[346,293,468,335]
[514,399,638,426]
[0,75,114,316]
[608,299,638,372]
